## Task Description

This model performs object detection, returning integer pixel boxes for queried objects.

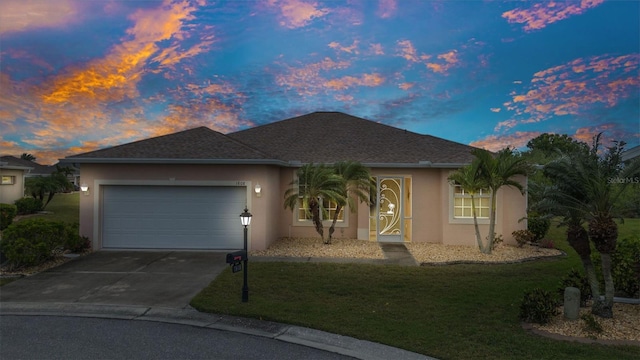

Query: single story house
[0,157,34,204]
[63,112,526,251]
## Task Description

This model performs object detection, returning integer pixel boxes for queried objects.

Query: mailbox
[226,250,247,264]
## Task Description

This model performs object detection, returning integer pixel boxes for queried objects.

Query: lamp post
[239,207,252,302]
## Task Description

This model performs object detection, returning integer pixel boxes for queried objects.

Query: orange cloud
[41,0,199,106]
[396,40,419,62]
[426,50,459,74]
[369,43,385,55]
[328,40,359,54]
[507,54,639,122]
[470,131,542,152]
[324,73,385,90]
[275,57,351,96]
[0,0,79,34]
[399,82,414,90]
[266,0,328,29]
[377,0,397,19]
[502,0,604,32]
[572,123,623,147]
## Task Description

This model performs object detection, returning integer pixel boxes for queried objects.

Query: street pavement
[0,249,433,360]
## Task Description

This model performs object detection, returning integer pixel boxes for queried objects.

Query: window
[297,197,344,222]
[453,184,490,218]
[1,176,15,185]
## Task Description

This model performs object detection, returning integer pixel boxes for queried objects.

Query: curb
[0,302,434,360]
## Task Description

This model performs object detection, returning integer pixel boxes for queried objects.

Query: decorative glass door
[377,177,403,242]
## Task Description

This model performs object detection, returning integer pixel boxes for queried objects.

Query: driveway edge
[0,302,434,360]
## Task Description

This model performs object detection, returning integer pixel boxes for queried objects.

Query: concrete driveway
[0,251,228,308]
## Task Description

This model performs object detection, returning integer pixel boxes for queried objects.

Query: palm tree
[327,161,375,244]
[284,164,345,243]
[448,159,486,251]
[472,148,532,254]
[533,164,604,316]
[540,135,640,318]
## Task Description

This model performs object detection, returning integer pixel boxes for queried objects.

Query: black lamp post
[239,207,252,302]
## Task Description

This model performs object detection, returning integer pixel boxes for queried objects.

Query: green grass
[31,192,79,224]
[191,220,640,360]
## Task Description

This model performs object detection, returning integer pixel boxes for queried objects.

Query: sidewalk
[0,302,435,360]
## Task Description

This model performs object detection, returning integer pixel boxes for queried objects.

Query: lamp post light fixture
[239,207,252,302]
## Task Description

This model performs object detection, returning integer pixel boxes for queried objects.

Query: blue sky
[1,0,638,164]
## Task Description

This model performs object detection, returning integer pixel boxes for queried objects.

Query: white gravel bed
[250,237,385,259]
[407,242,563,264]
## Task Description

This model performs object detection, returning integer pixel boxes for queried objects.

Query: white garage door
[103,186,246,249]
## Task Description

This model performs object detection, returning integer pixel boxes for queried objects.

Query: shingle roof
[229,112,476,165]
[64,112,478,166]
[66,127,270,161]
[0,155,53,174]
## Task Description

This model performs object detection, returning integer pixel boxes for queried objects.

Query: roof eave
[60,158,290,166]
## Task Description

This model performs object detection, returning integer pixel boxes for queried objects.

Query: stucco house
[0,157,35,204]
[63,112,526,251]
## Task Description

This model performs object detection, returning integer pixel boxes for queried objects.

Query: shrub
[14,197,43,215]
[519,288,559,324]
[0,218,66,268]
[557,269,591,307]
[0,203,18,230]
[512,229,535,247]
[539,238,555,249]
[63,223,91,253]
[592,237,640,298]
[527,213,551,243]
[491,234,503,250]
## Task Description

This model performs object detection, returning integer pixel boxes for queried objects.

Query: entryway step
[379,243,418,266]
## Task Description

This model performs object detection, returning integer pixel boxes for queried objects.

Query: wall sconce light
[254,183,262,197]
[80,183,90,195]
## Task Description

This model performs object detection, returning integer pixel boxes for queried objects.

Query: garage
[102,185,246,249]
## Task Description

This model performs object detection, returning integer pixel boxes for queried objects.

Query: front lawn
[191,220,640,359]
[29,192,79,224]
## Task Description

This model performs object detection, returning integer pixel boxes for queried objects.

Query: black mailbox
[226,250,247,264]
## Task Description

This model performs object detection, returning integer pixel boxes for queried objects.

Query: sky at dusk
[1,0,639,165]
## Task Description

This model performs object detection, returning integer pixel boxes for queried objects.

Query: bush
[0,219,66,268]
[593,237,640,298]
[557,269,591,307]
[519,288,559,325]
[0,203,17,230]
[14,197,43,215]
[63,223,91,253]
[512,229,535,247]
[528,213,551,243]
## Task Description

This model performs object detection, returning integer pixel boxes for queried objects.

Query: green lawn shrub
[519,288,559,325]
[63,223,91,253]
[512,229,535,247]
[557,269,591,307]
[0,203,17,230]
[527,213,551,243]
[592,236,640,298]
[0,219,66,269]
[14,197,43,215]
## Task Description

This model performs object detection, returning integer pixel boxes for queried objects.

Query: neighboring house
[0,156,34,204]
[63,112,527,251]
[621,145,640,163]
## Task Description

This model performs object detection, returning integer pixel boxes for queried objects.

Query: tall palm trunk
[309,198,324,243]
[470,195,483,252]
[589,216,618,318]
[328,204,343,244]
[483,192,498,254]
[567,224,604,315]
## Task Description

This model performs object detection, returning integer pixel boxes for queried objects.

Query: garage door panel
[103,186,246,249]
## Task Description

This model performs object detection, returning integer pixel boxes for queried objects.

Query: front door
[377,177,403,242]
